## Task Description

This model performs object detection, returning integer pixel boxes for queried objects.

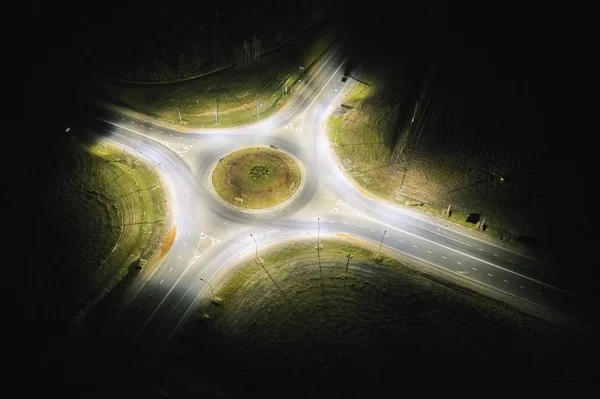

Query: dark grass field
[133,240,599,398]
[13,130,171,392]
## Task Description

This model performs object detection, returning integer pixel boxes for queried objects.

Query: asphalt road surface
[67,42,597,386]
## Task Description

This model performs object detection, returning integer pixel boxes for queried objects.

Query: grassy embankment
[211,147,301,209]
[139,239,599,397]
[24,136,172,333]
[87,26,337,128]
[328,62,553,248]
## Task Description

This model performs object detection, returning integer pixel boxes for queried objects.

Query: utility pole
[176,107,182,124]
[345,253,351,274]
[445,204,451,218]
[377,230,387,258]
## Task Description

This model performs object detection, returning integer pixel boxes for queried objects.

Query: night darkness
[23,0,598,397]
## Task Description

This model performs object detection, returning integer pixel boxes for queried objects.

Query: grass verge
[212,147,301,209]
[85,26,337,128]
[139,238,599,397]
[24,136,171,332]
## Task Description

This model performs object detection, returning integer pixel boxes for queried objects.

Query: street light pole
[377,230,387,258]
[317,217,320,248]
[250,234,259,260]
[176,108,182,124]
[200,278,215,301]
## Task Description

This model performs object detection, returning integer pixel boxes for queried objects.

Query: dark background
[22,0,596,396]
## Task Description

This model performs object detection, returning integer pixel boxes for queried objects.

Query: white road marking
[169,267,173,272]
[357,225,362,228]
[149,127,153,130]
[413,245,418,248]
[398,239,403,243]
[191,138,195,140]
[169,133,173,136]
[184,242,187,246]
[178,254,181,258]
[427,250,432,254]
[524,264,529,268]
[520,285,525,289]
[472,268,477,271]
[493,254,498,257]
[328,220,334,223]
[370,218,577,297]
[442,256,447,259]
[370,229,375,232]
[509,259,513,263]
[457,261,462,265]
[149,292,154,297]
[488,273,493,277]
[344,222,348,224]
[188,230,191,234]
[503,279,508,283]
[160,279,164,284]
[536,292,542,296]
[478,248,484,251]
[200,232,220,246]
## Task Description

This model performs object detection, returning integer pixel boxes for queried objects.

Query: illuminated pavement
[73,43,596,378]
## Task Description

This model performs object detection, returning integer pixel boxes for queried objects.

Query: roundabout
[210,146,303,211]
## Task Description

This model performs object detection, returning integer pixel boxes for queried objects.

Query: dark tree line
[29,0,336,82]
[56,0,334,81]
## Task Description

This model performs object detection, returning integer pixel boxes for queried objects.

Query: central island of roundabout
[211,146,303,211]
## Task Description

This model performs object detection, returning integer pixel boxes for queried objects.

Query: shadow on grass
[514,235,558,252]
[465,213,481,224]
[84,259,143,331]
